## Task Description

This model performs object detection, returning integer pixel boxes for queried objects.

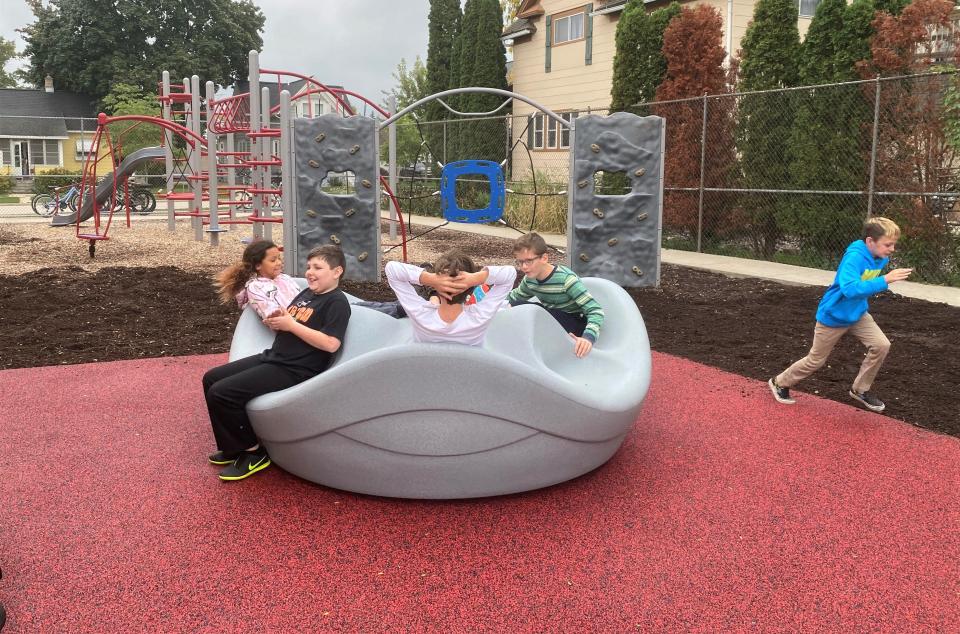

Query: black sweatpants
[513,301,587,336]
[202,355,304,453]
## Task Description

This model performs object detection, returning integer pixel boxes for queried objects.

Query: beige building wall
[508,0,816,177]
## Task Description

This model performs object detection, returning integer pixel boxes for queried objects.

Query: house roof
[596,0,628,12]
[233,79,354,112]
[503,17,537,38]
[0,88,98,138]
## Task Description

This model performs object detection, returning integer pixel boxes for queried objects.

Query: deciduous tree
[654,5,735,242]
[20,0,264,104]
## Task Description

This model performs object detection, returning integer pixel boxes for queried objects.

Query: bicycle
[235,177,282,212]
[31,183,80,217]
[111,186,157,215]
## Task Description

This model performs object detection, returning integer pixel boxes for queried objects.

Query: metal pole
[697,93,708,253]
[205,82,220,246]
[261,86,273,242]
[226,133,235,222]
[162,71,175,231]
[249,50,263,240]
[188,76,202,241]
[443,120,447,165]
[280,90,296,274]
[867,75,881,218]
[388,95,398,241]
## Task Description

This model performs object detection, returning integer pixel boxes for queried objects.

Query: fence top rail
[382,87,571,129]
[628,68,960,109]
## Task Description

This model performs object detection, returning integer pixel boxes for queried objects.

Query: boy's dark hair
[513,232,548,256]
[862,217,901,242]
[433,249,478,304]
[307,245,346,276]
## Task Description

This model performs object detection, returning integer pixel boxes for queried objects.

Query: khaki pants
[776,313,891,393]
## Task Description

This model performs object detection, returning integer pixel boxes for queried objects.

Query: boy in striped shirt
[508,232,605,358]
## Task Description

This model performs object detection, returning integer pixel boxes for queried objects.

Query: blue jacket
[816,240,889,327]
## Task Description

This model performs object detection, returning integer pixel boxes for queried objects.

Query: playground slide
[51,146,166,226]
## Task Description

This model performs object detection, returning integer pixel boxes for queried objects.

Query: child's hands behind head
[423,271,470,301]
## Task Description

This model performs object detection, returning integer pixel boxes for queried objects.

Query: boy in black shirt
[202,245,351,481]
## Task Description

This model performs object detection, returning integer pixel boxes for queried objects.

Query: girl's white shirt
[385,261,517,347]
[236,273,301,318]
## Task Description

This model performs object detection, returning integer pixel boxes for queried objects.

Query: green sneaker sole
[218,458,271,481]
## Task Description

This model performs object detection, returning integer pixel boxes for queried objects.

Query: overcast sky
[0,0,432,104]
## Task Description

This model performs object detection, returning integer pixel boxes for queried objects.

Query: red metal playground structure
[63,51,407,260]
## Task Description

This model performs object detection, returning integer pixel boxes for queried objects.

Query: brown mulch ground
[1,223,958,438]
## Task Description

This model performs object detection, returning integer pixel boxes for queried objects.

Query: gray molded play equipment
[228,277,650,499]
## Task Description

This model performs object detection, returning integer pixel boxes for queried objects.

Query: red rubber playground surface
[1,352,958,632]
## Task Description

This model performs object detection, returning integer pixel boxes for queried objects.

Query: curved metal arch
[380,88,571,129]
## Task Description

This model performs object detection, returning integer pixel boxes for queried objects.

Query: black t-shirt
[260,287,351,378]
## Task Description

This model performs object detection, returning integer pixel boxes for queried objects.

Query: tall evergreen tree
[736,0,801,257]
[609,1,682,114]
[425,0,462,162]
[787,0,876,262]
[453,0,507,162]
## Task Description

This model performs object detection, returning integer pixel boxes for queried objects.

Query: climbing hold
[330,234,341,245]
[344,208,355,217]
[592,208,604,218]
[577,179,589,189]
[579,253,590,262]
[361,179,372,188]
[636,212,648,222]
[358,251,368,262]
[590,144,600,153]
[632,266,644,277]
[306,209,318,218]
[308,159,320,168]
[607,238,618,247]
[634,168,645,177]
[315,133,326,143]
[349,144,360,155]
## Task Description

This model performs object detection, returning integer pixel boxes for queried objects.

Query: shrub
[32,168,82,194]
[0,173,14,195]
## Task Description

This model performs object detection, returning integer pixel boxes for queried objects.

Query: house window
[532,112,579,150]
[799,0,821,17]
[75,139,95,161]
[30,139,61,165]
[553,10,585,45]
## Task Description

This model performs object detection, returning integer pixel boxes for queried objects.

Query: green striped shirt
[508,265,605,342]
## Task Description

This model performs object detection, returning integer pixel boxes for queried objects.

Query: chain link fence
[6,74,959,285]
[386,72,960,286]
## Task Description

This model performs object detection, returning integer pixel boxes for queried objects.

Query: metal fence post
[697,92,708,253]
[867,75,881,218]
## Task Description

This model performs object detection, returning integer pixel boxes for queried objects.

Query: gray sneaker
[849,389,885,413]
[768,378,796,405]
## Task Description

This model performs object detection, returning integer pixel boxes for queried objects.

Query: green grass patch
[0,195,21,204]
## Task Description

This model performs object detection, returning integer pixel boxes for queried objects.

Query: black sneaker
[218,448,271,481]
[768,378,796,405]
[208,450,240,465]
[849,389,885,413]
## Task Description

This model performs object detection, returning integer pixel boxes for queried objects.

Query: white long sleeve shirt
[385,261,517,346]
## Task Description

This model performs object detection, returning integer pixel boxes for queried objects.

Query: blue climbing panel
[439,160,506,223]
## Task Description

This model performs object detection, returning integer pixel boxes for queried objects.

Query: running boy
[769,217,912,413]
[508,232,604,358]
[202,245,351,481]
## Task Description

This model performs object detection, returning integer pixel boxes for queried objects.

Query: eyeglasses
[515,256,543,267]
